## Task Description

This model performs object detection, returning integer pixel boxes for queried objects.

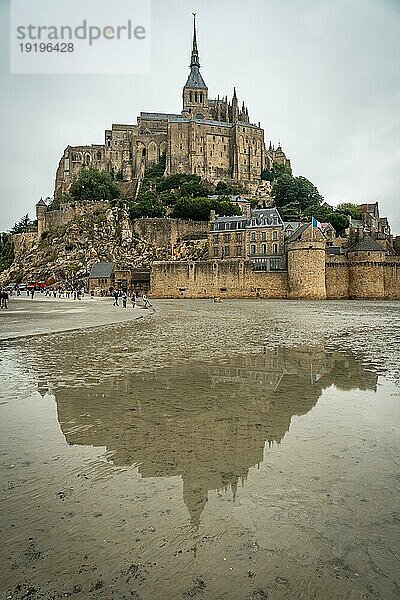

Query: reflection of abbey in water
[55,348,377,527]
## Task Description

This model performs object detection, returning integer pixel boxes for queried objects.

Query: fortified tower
[36,198,47,240]
[347,235,386,299]
[287,224,326,299]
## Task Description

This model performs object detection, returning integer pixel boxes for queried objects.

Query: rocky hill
[1,206,208,287]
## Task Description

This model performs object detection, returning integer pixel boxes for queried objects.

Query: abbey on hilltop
[55,15,290,197]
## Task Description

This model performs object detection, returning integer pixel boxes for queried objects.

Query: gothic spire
[190,13,200,67]
[184,13,207,90]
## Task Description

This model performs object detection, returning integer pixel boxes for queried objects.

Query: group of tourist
[112,289,151,309]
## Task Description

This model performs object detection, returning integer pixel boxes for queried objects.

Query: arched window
[147,141,158,164]
[272,243,278,254]
[195,92,198,103]
[250,244,257,255]
[189,92,193,103]
[261,244,267,255]
[200,92,203,103]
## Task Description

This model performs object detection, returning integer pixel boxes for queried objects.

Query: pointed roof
[184,14,207,90]
[36,198,47,206]
[348,235,384,253]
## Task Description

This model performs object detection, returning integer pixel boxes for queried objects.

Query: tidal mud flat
[0,299,399,600]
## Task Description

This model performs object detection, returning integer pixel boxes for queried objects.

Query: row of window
[212,243,280,257]
[214,233,243,243]
[213,245,242,257]
[250,243,279,255]
[213,231,279,242]
[211,219,280,231]
[189,91,204,103]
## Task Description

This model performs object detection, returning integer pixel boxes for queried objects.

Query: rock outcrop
[1,207,207,286]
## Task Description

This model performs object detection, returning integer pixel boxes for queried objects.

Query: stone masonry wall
[132,218,208,247]
[325,256,349,299]
[383,257,400,299]
[151,259,289,299]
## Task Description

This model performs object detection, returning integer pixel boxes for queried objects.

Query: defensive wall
[131,218,207,247]
[151,254,400,300]
[36,201,109,239]
[36,201,208,248]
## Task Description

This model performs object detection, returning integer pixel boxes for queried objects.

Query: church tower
[182,14,210,119]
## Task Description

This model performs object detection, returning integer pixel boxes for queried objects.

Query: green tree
[215,180,244,195]
[261,162,292,181]
[336,203,362,219]
[70,168,120,202]
[0,232,14,273]
[272,174,324,212]
[129,193,166,218]
[10,214,34,234]
[172,197,241,221]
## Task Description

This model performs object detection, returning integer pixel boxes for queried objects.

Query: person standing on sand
[122,291,127,308]
[113,289,119,307]
[30,288,35,299]
[130,290,136,308]
[2,289,9,309]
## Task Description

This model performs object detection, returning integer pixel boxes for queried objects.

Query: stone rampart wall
[132,218,208,247]
[325,256,349,299]
[383,257,400,299]
[43,202,108,232]
[151,255,400,300]
[151,259,289,299]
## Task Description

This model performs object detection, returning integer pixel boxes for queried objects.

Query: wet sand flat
[0,296,150,340]
[0,299,399,600]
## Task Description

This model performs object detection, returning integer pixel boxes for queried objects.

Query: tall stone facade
[54,16,290,197]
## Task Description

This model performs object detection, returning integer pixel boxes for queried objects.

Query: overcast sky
[0,0,399,233]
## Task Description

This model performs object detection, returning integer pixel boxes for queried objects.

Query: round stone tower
[347,235,386,299]
[287,239,326,299]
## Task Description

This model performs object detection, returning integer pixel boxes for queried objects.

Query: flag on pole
[312,217,322,229]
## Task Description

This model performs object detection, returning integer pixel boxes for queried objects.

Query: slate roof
[285,223,310,244]
[36,198,47,206]
[89,262,114,278]
[348,235,384,253]
[140,112,180,120]
[185,66,207,89]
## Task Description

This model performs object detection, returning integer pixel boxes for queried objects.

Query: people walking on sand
[112,289,119,307]
[122,291,127,308]
[130,290,136,308]
[142,293,150,309]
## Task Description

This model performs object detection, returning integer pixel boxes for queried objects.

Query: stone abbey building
[55,16,290,197]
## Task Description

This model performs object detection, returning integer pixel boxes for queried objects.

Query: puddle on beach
[0,300,399,599]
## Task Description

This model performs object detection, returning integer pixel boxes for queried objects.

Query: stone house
[89,262,115,294]
[209,207,286,270]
